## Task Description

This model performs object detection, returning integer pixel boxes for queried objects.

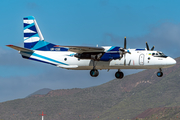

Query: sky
[0,0,180,102]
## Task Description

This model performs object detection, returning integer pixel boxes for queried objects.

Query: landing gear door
[139,54,144,65]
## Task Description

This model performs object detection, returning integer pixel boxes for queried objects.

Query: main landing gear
[115,69,124,79]
[89,60,125,78]
[90,60,99,77]
[90,69,99,77]
[157,68,163,77]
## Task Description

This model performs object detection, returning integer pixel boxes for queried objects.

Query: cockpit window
[152,51,167,58]
[159,52,165,56]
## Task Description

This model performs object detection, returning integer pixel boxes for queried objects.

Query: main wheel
[90,69,99,77]
[115,71,124,79]
[157,71,163,77]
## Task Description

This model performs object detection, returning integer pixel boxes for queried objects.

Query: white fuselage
[20,48,176,70]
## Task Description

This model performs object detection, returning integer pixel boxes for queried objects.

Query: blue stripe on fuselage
[28,57,57,66]
[136,49,145,51]
[32,53,69,66]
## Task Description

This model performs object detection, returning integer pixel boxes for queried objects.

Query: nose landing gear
[115,69,124,79]
[157,68,163,77]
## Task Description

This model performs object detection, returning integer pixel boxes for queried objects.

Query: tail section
[23,16,44,49]
[23,16,68,51]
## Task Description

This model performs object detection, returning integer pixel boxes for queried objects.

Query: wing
[54,45,104,53]
[6,45,33,52]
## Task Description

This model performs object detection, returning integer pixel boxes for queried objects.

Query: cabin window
[152,53,155,56]
[78,58,80,61]
[64,58,67,61]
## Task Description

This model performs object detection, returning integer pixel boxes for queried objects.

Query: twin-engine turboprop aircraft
[6,16,176,79]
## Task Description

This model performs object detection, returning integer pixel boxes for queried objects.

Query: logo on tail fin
[23,16,68,51]
[23,16,44,49]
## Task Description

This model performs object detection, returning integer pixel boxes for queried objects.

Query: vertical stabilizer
[23,16,67,51]
[23,16,44,49]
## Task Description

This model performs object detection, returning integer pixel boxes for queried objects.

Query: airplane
[6,16,176,79]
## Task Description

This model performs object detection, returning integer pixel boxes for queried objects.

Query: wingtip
[6,45,13,47]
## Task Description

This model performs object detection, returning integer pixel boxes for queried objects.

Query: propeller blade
[124,37,126,49]
[119,48,125,52]
[151,46,155,51]
[124,55,126,66]
[146,42,149,50]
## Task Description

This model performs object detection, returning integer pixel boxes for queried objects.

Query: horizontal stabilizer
[6,45,33,52]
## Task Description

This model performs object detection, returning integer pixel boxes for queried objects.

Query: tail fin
[23,16,44,49]
[23,16,67,51]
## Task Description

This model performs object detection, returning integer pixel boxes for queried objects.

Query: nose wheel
[157,68,163,77]
[115,70,124,79]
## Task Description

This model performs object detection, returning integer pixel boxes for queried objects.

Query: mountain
[26,88,52,98]
[0,57,179,120]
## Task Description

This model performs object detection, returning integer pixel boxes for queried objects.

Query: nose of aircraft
[166,57,176,66]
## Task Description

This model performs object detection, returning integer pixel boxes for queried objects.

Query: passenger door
[139,54,144,65]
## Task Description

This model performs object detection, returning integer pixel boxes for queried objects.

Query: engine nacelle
[100,53,121,61]
[74,52,104,60]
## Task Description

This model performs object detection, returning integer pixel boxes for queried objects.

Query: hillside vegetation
[133,107,180,120]
[95,57,180,120]
[0,57,179,120]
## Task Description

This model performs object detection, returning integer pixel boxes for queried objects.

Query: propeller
[119,37,131,54]
[146,42,155,51]
[119,37,131,65]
